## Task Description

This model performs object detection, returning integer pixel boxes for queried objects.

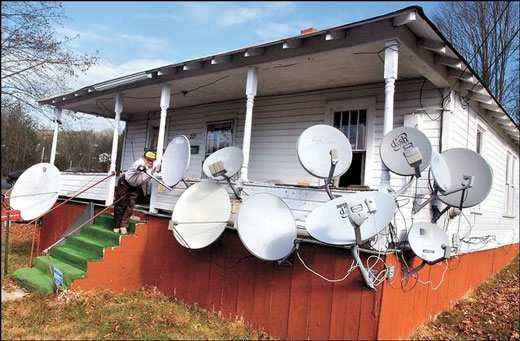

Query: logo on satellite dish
[391,133,413,151]
[336,202,349,219]
[422,249,435,254]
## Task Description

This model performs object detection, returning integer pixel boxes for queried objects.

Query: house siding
[61,79,517,255]
[441,93,520,253]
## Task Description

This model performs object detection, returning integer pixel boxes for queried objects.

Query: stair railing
[42,192,130,254]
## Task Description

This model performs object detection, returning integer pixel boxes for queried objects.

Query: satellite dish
[305,191,396,245]
[171,181,231,249]
[297,124,353,178]
[437,148,493,208]
[380,126,432,176]
[407,222,449,263]
[430,150,452,192]
[237,193,297,261]
[9,163,62,221]
[162,135,190,186]
[202,146,243,180]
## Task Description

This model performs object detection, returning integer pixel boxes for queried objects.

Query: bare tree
[1,1,97,117]
[434,1,520,122]
[1,102,42,175]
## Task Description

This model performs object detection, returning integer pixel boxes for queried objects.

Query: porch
[49,9,453,219]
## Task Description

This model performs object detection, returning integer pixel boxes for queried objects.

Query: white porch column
[49,107,62,165]
[380,40,399,188]
[106,93,123,206]
[149,83,172,214]
[240,67,258,183]
[157,83,172,163]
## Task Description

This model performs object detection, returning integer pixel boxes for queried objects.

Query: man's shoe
[113,228,120,234]
[120,227,128,235]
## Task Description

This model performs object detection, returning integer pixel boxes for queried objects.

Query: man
[113,150,159,234]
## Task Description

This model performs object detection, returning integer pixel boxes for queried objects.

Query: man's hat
[144,150,157,161]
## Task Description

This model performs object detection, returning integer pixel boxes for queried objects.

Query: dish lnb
[345,198,377,226]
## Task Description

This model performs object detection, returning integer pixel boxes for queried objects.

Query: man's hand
[152,160,161,173]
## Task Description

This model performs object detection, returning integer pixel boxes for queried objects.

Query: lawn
[413,255,520,340]
[1,224,268,340]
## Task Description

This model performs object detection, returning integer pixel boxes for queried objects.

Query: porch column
[149,83,171,214]
[240,67,258,183]
[157,83,172,163]
[380,40,399,188]
[106,93,123,206]
[49,107,62,165]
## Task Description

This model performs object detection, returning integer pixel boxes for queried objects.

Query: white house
[39,6,519,255]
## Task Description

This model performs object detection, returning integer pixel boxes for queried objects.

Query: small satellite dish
[10,163,62,221]
[437,148,493,208]
[297,124,353,178]
[407,222,449,263]
[380,126,432,176]
[305,191,396,245]
[171,181,231,249]
[162,135,190,186]
[236,193,297,261]
[430,150,452,192]
[202,146,243,180]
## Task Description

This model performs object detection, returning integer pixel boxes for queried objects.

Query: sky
[53,1,441,130]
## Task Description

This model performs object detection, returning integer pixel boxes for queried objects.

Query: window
[333,109,367,187]
[203,120,234,178]
[505,152,517,217]
[147,126,159,151]
[205,120,234,157]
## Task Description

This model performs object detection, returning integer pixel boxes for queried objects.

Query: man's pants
[113,176,140,230]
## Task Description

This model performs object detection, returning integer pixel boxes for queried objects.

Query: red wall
[377,244,519,339]
[38,201,87,252]
[39,204,518,339]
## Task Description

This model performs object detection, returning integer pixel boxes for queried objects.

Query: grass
[1,223,33,287]
[1,224,268,340]
[1,287,268,340]
[413,255,520,340]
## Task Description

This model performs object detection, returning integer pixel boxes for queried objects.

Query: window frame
[504,151,517,218]
[325,97,376,188]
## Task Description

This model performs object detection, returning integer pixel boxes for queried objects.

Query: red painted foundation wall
[40,204,518,339]
[38,201,87,252]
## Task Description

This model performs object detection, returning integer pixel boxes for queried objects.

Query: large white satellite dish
[10,163,62,221]
[407,222,449,263]
[202,146,243,180]
[430,150,452,192]
[305,191,396,245]
[171,181,231,249]
[162,135,191,186]
[380,126,432,176]
[437,148,493,208]
[236,193,297,261]
[297,124,353,178]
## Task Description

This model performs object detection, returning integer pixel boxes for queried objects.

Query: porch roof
[38,6,518,143]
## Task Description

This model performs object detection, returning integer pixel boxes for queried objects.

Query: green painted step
[81,224,120,245]
[93,215,137,234]
[12,214,140,295]
[66,234,114,258]
[32,255,85,287]
[12,267,54,295]
[50,244,100,271]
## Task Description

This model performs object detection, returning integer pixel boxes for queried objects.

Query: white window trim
[325,97,376,188]
[504,152,517,218]
[471,125,486,214]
